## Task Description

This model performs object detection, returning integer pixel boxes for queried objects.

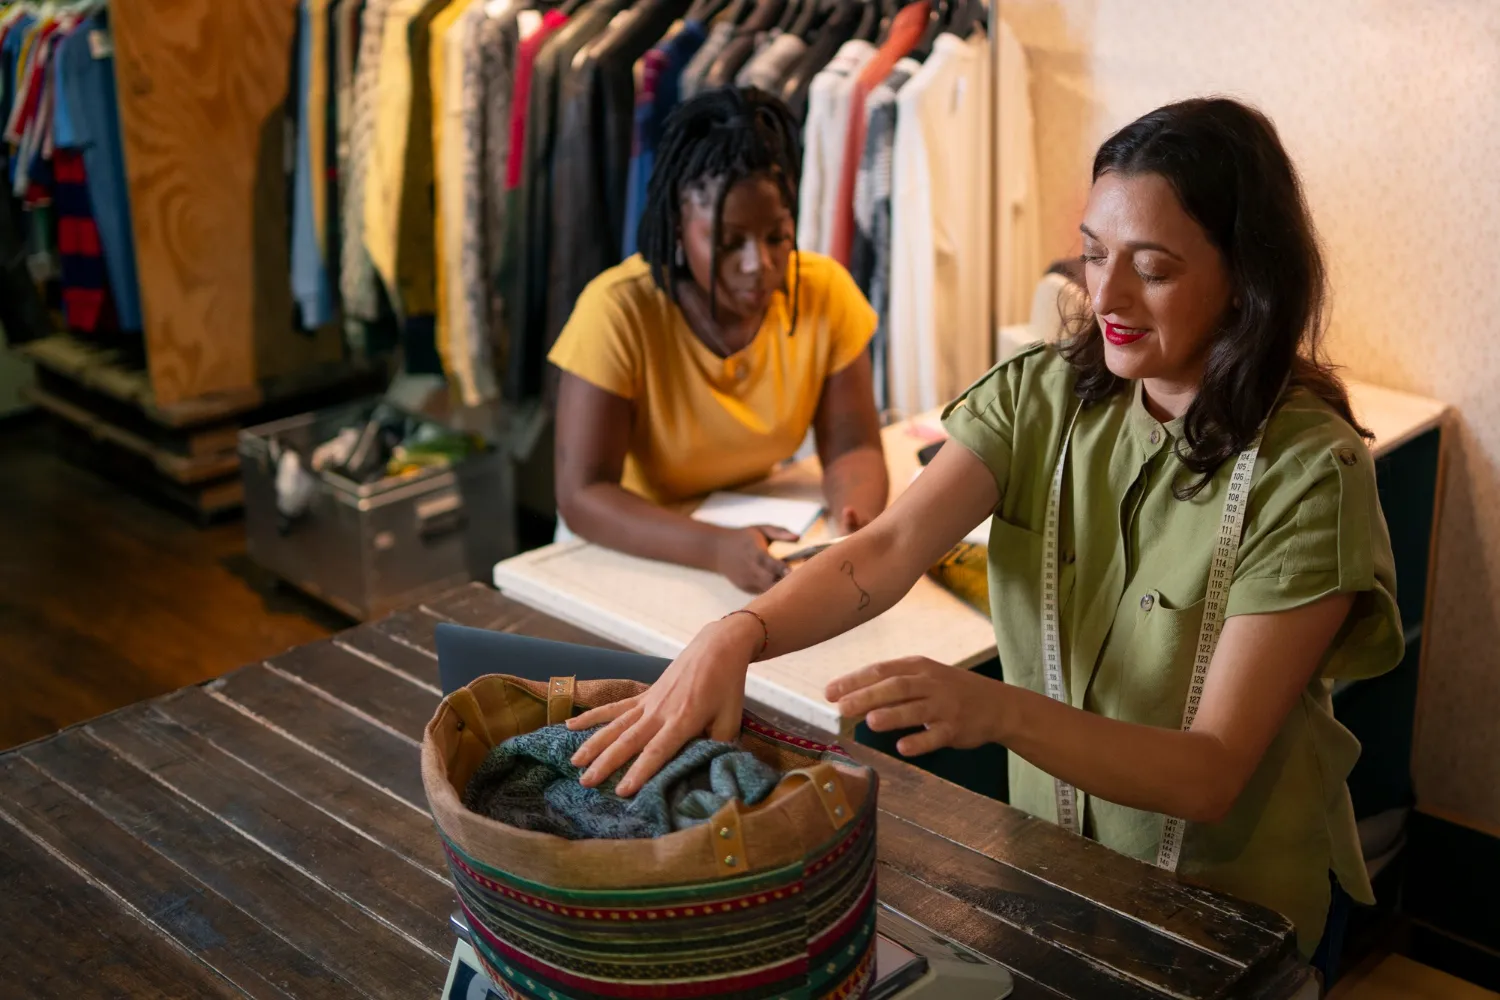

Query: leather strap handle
[444,687,493,746]
[546,676,576,725]
[708,799,749,875]
[784,761,855,831]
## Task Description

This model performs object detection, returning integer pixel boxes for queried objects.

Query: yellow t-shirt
[548,253,877,503]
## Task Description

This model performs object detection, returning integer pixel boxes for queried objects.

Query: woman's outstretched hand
[827,657,1005,757]
[568,613,764,796]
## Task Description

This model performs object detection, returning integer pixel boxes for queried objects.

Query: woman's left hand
[826,657,1005,757]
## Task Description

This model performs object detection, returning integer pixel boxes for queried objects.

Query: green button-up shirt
[943,344,1402,956]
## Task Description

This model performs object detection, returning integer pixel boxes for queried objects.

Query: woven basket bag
[421,672,879,1000]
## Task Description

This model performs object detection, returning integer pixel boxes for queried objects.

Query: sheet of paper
[691,492,824,537]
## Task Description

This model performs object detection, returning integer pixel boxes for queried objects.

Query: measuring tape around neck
[1040,406,1265,868]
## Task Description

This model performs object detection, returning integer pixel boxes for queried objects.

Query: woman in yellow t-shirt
[549,88,887,593]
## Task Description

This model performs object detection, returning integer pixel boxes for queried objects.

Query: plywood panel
[110,0,342,407]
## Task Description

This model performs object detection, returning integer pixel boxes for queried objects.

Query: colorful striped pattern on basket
[438,717,877,1000]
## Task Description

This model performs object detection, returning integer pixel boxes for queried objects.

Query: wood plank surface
[271,639,440,742]
[109,0,342,407]
[210,666,427,809]
[336,618,443,691]
[21,731,445,999]
[878,811,1243,995]
[851,741,1292,964]
[0,585,1310,999]
[0,756,361,1000]
[0,811,250,999]
[151,688,448,874]
[876,866,1137,1000]
[84,707,456,955]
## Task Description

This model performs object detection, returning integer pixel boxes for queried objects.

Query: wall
[999,0,1500,830]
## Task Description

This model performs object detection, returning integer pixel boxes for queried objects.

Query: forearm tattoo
[841,560,872,611]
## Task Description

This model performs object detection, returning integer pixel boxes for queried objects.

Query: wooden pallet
[19,332,388,522]
[17,333,383,428]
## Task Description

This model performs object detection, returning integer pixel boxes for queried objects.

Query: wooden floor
[0,417,346,750]
[1333,954,1500,1000]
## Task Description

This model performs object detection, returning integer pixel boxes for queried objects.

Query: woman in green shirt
[568,98,1403,960]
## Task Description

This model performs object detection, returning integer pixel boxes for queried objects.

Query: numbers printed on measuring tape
[1040,405,1268,867]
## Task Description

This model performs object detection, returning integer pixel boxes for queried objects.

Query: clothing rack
[314,0,1039,413]
[1,0,383,519]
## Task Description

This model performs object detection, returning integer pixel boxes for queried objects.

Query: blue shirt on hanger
[291,0,333,329]
[55,13,143,332]
[621,20,708,259]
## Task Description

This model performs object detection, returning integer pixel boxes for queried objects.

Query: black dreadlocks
[638,86,803,333]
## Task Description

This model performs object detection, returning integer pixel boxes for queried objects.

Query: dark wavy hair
[1059,97,1368,498]
[638,86,802,330]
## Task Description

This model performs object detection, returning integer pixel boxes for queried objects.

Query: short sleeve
[939,344,1040,502]
[547,272,644,401]
[819,257,878,373]
[1227,444,1403,681]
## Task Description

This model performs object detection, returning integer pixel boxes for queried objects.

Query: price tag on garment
[89,29,113,60]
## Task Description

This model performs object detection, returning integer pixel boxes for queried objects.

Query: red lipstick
[1103,321,1149,346]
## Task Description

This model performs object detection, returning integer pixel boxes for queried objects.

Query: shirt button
[732,360,749,382]
[1140,594,1155,612]
[1149,429,1162,445]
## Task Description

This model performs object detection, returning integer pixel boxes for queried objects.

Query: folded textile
[463,723,781,839]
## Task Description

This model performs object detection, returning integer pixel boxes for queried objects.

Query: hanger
[686,0,729,21]
[773,0,801,34]
[909,0,948,59]
[738,0,786,34]
[874,0,905,45]
[788,0,828,39]
[854,0,878,41]
[948,0,984,37]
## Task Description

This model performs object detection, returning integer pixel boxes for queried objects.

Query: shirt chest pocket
[987,516,1077,692]
[1112,589,1205,729]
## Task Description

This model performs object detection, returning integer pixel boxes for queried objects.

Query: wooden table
[0,584,1312,1000]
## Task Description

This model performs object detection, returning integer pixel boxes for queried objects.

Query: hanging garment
[888,31,991,415]
[482,4,543,382]
[503,0,628,401]
[733,27,804,91]
[851,56,918,413]
[51,148,113,334]
[292,0,335,329]
[451,0,501,404]
[341,0,394,332]
[776,0,858,121]
[391,0,454,321]
[544,0,694,359]
[363,0,426,315]
[431,0,477,397]
[675,18,732,101]
[620,18,706,258]
[53,12,141,331]
[995,15,1040,329]
[827,0,927,266]
[796,38,872,256]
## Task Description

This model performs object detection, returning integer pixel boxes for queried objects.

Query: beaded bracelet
[722,609,770,661]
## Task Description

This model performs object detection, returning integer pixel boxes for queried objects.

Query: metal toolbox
[239,400,516,621]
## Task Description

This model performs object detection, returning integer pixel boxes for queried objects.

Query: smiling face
[1080,171,1235,395]
[679,173,793,324]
